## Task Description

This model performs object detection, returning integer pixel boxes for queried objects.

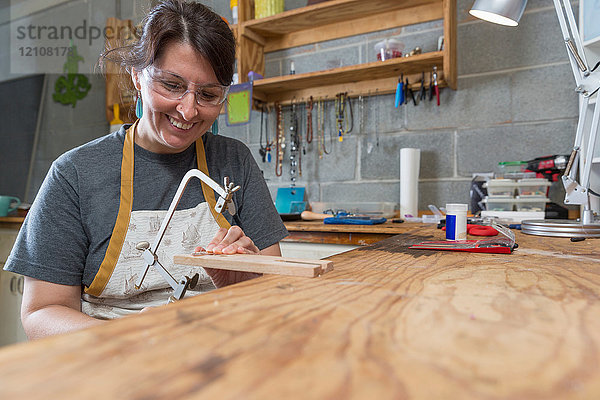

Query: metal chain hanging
[275,102,285,177]
[259,103,273,163]
[334,92,353,142]
[289,99,301,185]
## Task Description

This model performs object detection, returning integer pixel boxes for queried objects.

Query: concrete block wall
[218,0,580,211]
[1,0,580,211]
[0,0,148,201]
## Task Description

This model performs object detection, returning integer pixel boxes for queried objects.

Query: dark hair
[101,0,235,86]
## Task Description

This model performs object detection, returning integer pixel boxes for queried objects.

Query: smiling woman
[132,41,225,153]
[100,0,236,154]
[4,0,288,339]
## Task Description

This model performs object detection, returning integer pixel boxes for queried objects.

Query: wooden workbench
[283,220,407,245]
[0,216,25,230]
[1,224,599,399]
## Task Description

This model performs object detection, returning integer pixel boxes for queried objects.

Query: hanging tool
[275,102,285,176]
[258,104,273,163]
[429,70,434,101]
[134,170,240,302]
[306,96,313,144]
[289,99,301,184]
[359,94,365,135]
[395,74,404,107]
[335,92,353,142]
[335,93,344,142]
[317,98,331,158]
[418,71,427,103]
[432,66,440,106]
[365,91,376,154]
[406,77,417,106]
[301,102,307,156]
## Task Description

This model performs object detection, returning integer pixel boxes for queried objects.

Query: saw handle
[301,210,332,220]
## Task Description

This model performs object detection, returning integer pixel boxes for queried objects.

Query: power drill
[524,155,569,182]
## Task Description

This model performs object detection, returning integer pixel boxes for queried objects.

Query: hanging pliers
[395,74,404,108]
[406,77,417,106]
[418,71,427,103]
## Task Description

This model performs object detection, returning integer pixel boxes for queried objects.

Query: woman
[4,0,288,339]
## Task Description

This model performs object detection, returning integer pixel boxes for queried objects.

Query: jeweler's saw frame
[134,169,240,302]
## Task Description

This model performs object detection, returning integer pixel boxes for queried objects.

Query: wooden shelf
[236,0,456,105]
[243,0,444,53]
[253,51,445,104]
[244,0,440,37]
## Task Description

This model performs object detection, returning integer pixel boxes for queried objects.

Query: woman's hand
[194,226,261,288]
[201,226,260,255]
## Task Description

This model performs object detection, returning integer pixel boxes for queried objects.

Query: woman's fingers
[205,226,259,255]
[205,228,229,252]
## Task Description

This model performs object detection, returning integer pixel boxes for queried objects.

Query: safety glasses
[143,66,229,106]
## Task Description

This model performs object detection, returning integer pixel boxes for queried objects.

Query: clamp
[134,169,240,302]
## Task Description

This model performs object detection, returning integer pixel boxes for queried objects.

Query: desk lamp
[470,0,600,237]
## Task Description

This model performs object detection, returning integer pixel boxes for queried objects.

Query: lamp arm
[552,0,600,223]
[552,0,591,84]
[562,98,600,203]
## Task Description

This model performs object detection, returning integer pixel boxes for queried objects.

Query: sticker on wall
[226,82,252,126]
[52,44,91,108]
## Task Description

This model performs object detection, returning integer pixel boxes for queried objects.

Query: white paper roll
[400,148,421,218]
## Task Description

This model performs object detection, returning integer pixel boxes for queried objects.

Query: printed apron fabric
[81,121,230,319]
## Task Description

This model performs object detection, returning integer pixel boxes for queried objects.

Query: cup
[0,196,21,217]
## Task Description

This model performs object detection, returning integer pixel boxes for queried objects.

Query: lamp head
[469,0,528,26]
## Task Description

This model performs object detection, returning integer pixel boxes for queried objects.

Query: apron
[81,121,231,319]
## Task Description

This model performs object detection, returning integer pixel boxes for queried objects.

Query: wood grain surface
[283,220,412,245]
[173,253,333,277]
[284,220,410,234]
[1,225,599,399]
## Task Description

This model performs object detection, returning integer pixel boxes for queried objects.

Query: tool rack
[105,0,457,120]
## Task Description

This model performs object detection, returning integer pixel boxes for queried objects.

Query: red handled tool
[524,155,569,181]
[410,239,514,254]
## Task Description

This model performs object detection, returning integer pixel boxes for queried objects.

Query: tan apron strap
[85,121,137,295]
[196,138,231,230]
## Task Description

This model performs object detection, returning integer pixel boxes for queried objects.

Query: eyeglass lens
[146,68,228,106]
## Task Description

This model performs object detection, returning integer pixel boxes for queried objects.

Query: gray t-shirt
[5,125,288,288]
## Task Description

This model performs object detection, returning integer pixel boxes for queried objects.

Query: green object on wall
[226,82,252,126]
[52,74,91,107]
[52,45,91,107]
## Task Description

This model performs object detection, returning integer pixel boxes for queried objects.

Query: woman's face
[132,41,224,154]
